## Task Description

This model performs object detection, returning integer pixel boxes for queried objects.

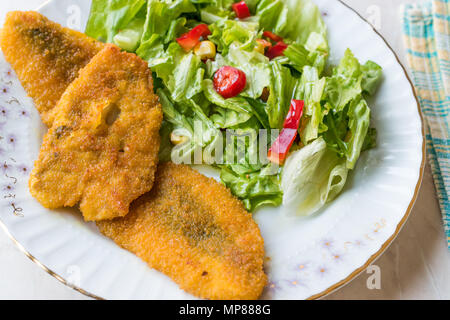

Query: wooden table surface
[0,0,448,300]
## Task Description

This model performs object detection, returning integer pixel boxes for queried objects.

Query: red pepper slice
[213,66,247,99]
[262,31,283,42]
[232,1,251,19]
[265,41,288,60]
[283,99,304,129]
[268,100,304,165]
[176,24,211,52]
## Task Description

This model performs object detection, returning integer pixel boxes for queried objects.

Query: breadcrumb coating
[29,45,162,221]
[0,11,104,126]
[97,162,267,300]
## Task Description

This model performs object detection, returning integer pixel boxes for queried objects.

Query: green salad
[86,0,382,215]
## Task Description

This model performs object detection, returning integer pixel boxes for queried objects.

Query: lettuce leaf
[361,60,383,96]
[294,66,326,144]
[112,17,145,51]
[266,61,297,129]
[158,88,222,164]
[226,43,271,99]
[221,165,282,211]
[321,50,381,169]
[283,42,326,74]
[86,0,146,43]
[255,0,328,53]
[324,49,363,112]
[208,19,260,55]
[282,137,348,216]
[345,98,370,169]
[203,79,253,127]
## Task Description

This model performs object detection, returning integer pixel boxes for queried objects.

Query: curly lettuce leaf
[294,66,326,144]
[324,49,363,112]
[86,0,146,43]
[140,0,196,41]
[283,42,327,75]
[158,88,222,164]
[266,61,297,129]
[221,165,282,211]
[255,0,328,52]
[203,79,253,127]
[345,98,371,169]
[226,43,271,98]
[361,60,383,96]
[208,19,260,55]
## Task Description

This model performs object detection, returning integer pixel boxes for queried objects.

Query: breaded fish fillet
[0,11,104,126]
[29,45,162,221]
[97,162,267,300]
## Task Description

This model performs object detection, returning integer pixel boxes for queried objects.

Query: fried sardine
[97,162,267,300]
[29,45,162,221]
[0,11,104,126]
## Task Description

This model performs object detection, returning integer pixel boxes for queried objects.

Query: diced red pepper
[267,129,298,164]
[262,31,283,42]
[192,24,212,38]
[176,24,211,52]
[268,100,304,164]
[232,1,251,19]
[213,66,247,99]
[283,99,304,129]
[265,41,288,60]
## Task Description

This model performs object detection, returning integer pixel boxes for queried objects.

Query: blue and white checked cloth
[403,0,450,249]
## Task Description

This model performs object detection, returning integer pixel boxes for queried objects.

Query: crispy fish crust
[0,11,104,126]
[29,45,162,221]
[97,162,267,300]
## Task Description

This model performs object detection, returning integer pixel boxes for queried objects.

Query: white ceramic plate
[0,0,424,299]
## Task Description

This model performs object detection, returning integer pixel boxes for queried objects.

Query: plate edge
[307,0,426,301]
[0,0,427,301]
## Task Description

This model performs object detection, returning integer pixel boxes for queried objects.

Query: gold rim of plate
[0,0,426,300]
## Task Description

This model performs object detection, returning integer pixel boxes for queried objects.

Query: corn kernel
[194,41,216,60]
[254,41,265,54]
[170,131,189,145]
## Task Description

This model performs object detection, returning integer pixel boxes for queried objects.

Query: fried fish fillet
[97,162,267,300]
[29,45,162,221]
[0,11,104,126]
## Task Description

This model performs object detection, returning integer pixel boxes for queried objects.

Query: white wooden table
[0,0,448,300]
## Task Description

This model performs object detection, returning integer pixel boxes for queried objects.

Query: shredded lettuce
[266,61,297,129]
[324,49,363,112]
[86,0,146,43]
[221,165,283,211]
[86,0,382,214]
[362,60,383,96]
[294,66,327,144]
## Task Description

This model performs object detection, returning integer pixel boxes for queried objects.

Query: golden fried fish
[0,11,104,126]
[97,162,267,300]
[29,45,162,221]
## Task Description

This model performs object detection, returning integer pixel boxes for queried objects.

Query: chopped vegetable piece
[176,24,211,52]
[254,38,272,54]
[266,41,288,60]
[213,66,247,99]
[283,99,304,129]
[170,131,189,145]
[262,31,283,42]
[256,38,272,50]
[260,87,270,102]
[232,1,251,19]
[268,99,304,164]
[194,40,216,60]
